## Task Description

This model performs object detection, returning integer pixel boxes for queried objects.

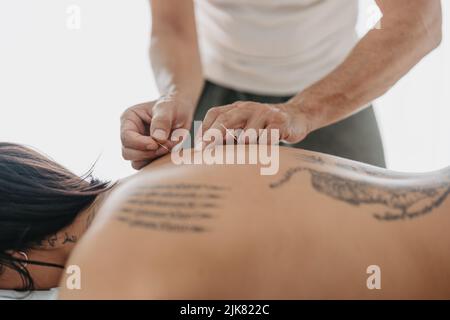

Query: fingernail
[174,121,184,129]
[152,129,167,141]
[146,144,157,150]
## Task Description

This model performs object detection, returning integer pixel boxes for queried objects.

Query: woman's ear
[2,249,64,290]
[0,251,29,290]
[9,251,29,266]
[3,250,28,267]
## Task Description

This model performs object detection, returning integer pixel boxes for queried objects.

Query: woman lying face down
[0,143,112,291]
[1,142,450,299]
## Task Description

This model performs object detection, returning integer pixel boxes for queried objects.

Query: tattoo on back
[296,153,408,178]
[271,167,450,221]
[116,183,230,233]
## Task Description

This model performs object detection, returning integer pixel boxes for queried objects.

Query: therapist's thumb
[150,104,174,142]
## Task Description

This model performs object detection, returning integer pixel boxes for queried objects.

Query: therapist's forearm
[150,28,204,107]
[288,2,442,132]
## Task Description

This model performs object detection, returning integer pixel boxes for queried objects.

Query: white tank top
[194,0,359,95]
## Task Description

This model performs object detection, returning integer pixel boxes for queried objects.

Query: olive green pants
[192,80,386,168]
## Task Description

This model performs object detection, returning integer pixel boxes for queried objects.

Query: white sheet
[0,288,58,300]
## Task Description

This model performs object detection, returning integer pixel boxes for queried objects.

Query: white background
[0,0,449,181]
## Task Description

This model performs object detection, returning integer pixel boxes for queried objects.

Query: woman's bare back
[59,146,450,299]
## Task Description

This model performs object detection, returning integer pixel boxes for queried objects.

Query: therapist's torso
[195,0,359,95]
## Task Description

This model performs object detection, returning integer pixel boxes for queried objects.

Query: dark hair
[0,142,111,291]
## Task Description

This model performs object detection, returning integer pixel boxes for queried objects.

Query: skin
[0,190,112,290]
[4,145,440,299]
[120,0,442,166]
[0,205,93,290]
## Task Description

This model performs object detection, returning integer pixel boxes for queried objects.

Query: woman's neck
[57,187,116,260]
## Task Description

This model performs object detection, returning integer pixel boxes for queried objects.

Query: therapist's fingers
[199,104,249,147]
[268,122,308,144]
[195,106,221,147]
[268,106,310,144]
[241,107,289,144]
[121,108,159,151]
[200,105,236,137]
[204,109,251,148]
[121,127,158,151]
[131,160,151,170]
[130,138,180,170]
[150,101,175,142]
[263,123,285,145]
[238,114,267,144]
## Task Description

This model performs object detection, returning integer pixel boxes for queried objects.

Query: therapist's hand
[120,95,195,169]
[200,101,315,147]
